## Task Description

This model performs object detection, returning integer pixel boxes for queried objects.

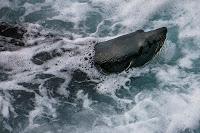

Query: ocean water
[0,0,200,133]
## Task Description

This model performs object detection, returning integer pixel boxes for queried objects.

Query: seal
[94,27,167,73]
[0,22,167,74]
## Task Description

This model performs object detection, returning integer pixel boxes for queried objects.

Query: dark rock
[35,73,55,79]
[0,36,25,51]
[0,72,9,81]
[0,22,26,51]
[31,48,68,65]
[0,22,26,40]
[31,51,52,65]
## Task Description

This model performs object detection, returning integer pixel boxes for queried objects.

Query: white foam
[160,40,177,62]
[178,49,200,69]
[0,0,11,9]
[51,1,92,24]
[0,94,12,118]
[77,90,93,109]
[1,0,200,133]
[173,1,200,39]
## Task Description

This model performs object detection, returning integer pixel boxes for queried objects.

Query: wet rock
[0,72,9,81]
[31,51,52,65]
[0,36,25,51]
[31,48,68,65]
[0,22,26,51]
[35,73,55,79]
[0,22,26,40]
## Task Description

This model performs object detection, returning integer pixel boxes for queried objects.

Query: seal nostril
[148,41,153,48]
[160,27,167,34]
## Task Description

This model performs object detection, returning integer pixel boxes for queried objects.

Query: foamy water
[0,0,200,133]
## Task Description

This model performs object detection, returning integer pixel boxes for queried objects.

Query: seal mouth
[155,34,166,53]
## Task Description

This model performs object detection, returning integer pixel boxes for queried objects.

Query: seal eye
[148,41,153,48]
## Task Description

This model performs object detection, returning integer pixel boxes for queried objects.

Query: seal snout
[159,27,167,34]
[146,27,167,40]
[151,27,167,37]
[156,27,167,41]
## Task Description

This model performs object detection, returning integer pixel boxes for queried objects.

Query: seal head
[94,27,167,73]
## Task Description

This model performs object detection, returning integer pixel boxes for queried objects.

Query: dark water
[0,0,200,133]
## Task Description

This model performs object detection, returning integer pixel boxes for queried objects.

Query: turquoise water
[0,0,200,133]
